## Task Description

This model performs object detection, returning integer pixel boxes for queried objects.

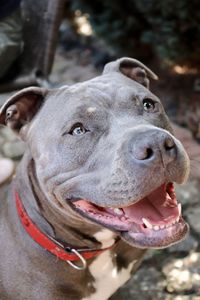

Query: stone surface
[163,252,200,296]
[173,123,200,180]
[185,205,200,234]
[0,127,17,142]
[168,234,198,253]
[3,140,25,159]
[175,180,200,207]
[50,50,99,86]
[116,267,166,300]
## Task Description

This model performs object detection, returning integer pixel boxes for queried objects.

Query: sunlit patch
[74,10,93,36]
[173,65,198,75]
[190,252,199,263]
[163,252,200,294]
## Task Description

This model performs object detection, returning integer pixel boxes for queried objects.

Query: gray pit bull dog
[0,58,190,300]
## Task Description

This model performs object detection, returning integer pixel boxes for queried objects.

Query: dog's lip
[69,182,189,248]
[121,216,189,249]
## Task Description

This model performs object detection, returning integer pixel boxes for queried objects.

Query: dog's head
[0,57,190,249]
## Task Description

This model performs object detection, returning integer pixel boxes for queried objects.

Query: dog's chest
[82,250,136,300]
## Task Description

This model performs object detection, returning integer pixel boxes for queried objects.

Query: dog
[0,57,190,300]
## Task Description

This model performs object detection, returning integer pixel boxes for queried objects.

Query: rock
[173,123,200,180]
[50,50,99,86]
[175,180,200,206]
[168,234,198,253]
[185,205,200,234]
[114,266,166,300]
[0,127,17,142]
[162,252,200,296]
[3,141,25,159]
[0,158,15,184]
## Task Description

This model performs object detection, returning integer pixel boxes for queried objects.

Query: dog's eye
[143,99,155,112]
[69,123,87,136]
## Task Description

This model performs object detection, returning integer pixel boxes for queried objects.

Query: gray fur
[0,58,189,299]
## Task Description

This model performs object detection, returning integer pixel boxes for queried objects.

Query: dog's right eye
[69,123,88,136]
[143,98,155,112]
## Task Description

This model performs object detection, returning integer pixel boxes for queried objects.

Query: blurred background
[0,1,200,299]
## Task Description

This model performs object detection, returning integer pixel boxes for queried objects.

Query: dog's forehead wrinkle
[64,81,114,104]
[41,78,160,121]
[60,104,109,128]
[115,86,146,100]
[58,75,142,107]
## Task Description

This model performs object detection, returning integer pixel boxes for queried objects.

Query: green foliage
[69,0,200,67]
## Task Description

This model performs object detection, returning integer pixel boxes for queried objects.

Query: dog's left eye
[143,98,155,112]
[69,123,87,136]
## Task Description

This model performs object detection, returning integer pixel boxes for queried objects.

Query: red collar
[15,191,116,269]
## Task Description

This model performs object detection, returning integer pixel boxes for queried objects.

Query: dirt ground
[0,39,200,299]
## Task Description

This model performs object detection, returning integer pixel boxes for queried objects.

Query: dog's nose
[131,129,177,164]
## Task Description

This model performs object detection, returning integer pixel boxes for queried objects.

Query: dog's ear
[0,87,48,135]
[103,57,158,89]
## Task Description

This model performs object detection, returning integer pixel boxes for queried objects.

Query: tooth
[170,203,176,208]
[142,218,153,229]
[153,225,159,231]
[166,194,172,201]
[160,224,165,229]
[178,203,182,215]
[114,208,123,215]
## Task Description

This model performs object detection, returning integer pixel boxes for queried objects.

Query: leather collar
[15,191,117,270]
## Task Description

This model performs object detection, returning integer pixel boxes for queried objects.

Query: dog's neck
[14,152,114,251]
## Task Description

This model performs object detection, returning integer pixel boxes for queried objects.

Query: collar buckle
[47,237,87,270]
[65,248,87,270]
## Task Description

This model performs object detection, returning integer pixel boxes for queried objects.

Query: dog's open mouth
[72,183,188,248]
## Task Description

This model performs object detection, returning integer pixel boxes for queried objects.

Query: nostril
[164,137,175,151]
[132,146,154,160]
[145,148,154,159]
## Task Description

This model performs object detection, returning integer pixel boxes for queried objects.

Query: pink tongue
[123,197,162,224]
[123,186,179,225]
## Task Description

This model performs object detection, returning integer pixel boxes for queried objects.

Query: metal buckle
[46,234,87,270]
[65,248,87,270]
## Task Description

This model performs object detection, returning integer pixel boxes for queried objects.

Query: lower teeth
[114,208,123,215]
[142,217,180,231]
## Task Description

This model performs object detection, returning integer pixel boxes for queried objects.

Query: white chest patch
[82,250,136,300]
[93,229,116,248]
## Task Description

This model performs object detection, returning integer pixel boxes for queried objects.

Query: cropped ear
[103,57,158,89]
[0,87,48,134]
